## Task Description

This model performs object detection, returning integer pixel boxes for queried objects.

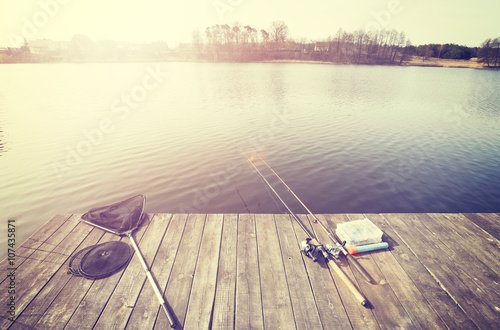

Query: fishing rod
[255,153,373,283]
[242,151,368,306]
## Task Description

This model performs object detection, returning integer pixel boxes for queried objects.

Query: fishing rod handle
[327,258,368,306]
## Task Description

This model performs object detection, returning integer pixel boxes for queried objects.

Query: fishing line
[259,174,287,213]
[242,150,371,307]
[234,180,251,213]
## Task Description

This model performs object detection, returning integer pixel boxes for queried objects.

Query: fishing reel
[325,242,344,259]
[301,238,346,262]
[300,238,329,262]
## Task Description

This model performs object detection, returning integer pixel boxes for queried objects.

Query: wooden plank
[365,214,447,330]
[425,214,500,302]
[235,213,263,329]
[381,213,491,329]
[212,213,238,329]
[446,214,500,262]
[292,215,353,329]
[126,213,185,329]
[31,233,118,329]
[2,213,499,330]
[420,214,500,327]
[274,214,323,329]
[463,213,500,240]
[184,214,224,329]
[92,213,171,329]
[63,213,153,330]
[333,214,414,329]
[415,213,500,328]
[0,214,72,275]
[318,215,378,330]
[255,214,295,329]
[0,214,83,330]
[154,214,206,329]
[378,213,477,329]
[10,227,106,329]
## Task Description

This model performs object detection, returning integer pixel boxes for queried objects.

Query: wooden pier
[1,213,499,329]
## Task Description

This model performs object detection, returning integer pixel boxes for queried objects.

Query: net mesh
[80,194,145,235]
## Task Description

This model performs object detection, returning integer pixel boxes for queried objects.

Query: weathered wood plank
[255,214,296,329]
[425,214,500,305]
[92,213,171,329]
[444,214,500,264]
[416,213,500,328]
[381,213,491,329]
[0,215,84,330]
[379,213,477,329]
[365,213,447,330]
[463,213,500,241]
[235,213,263,329]
[372,213,471,328]
[184,214,224,329]
[343,214,415,329]
[292,215,353,329]
[11,228,106,329]
[0,214,72,277]
[63,213,152,329]
[318,214,378,330]
[126,213,185,329]
[212,213,238,329]
[2,213,499,330]
[33,234,119,329]
[154,214,206,329]
[274,214,323,329]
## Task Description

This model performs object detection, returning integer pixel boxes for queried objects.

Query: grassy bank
[260,56,491,69]
[403,56,487,69]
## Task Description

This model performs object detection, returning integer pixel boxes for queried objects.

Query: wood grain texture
[2,213,499,329]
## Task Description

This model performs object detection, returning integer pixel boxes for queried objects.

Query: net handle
[127,233,176,328]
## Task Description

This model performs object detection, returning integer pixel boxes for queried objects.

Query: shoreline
[258,57,491,69]
[0,56,495,70]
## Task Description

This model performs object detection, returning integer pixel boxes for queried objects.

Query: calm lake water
[1,62,499,256]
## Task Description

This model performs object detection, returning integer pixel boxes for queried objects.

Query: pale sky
[1,0,498,47]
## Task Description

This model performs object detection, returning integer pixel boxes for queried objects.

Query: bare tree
[232,25,241,44]
[269,21,289,44]
[261,29,269,42]
[221,24,233,44]
[192,29,203,57]
[399,39,412,65]
[334,28,343,59]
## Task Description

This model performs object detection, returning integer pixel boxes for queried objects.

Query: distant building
[54,41,71,52]
[28,39,58,54]
[314,42,330,52]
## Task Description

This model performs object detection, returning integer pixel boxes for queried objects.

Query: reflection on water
[0,128,5,155]
[0,62,499,259]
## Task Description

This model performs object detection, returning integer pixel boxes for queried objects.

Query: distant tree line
[478,37,500,68]
[413,43,477,60]
[322,28,411,65]
[191,21,498,68]
[192,22,414,65]
[1,22,497,69]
